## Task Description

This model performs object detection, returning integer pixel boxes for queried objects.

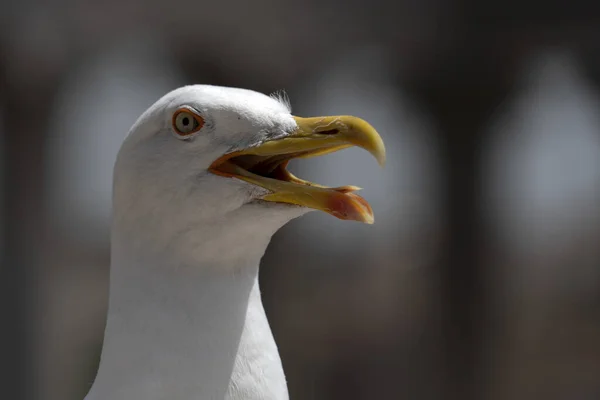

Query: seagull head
[113,85,385,255]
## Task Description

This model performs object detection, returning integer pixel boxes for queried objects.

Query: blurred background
[2,1,600,399]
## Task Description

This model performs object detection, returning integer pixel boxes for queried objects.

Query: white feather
[269,89,292,113]
[85,85,310,400]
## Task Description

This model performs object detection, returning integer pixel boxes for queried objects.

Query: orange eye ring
[172,108,205,137]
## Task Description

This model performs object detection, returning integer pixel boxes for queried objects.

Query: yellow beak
[209,115,386,223]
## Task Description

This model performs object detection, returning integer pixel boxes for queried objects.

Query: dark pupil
[182,117,190,126]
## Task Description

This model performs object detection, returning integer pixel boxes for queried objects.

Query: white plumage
[85,85,384,400]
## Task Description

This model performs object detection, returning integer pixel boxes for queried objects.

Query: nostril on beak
[317,129,340,135]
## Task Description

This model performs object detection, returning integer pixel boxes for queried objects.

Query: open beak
[209,115,386,223]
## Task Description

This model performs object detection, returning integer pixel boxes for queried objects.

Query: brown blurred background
[2,1,600,399]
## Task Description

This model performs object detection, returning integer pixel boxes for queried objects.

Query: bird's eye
[172,109,204,137]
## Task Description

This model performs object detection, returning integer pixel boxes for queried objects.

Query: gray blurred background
[2,1,600,399]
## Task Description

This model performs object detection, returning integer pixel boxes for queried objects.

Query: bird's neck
[86,224,288,400]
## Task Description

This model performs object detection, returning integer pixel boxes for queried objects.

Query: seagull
[84,85,385,400]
